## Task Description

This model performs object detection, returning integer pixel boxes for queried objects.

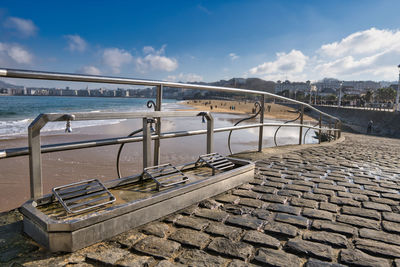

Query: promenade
[2,132,400,266]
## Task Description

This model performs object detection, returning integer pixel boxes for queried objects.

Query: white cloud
[0,42,33,64]
[65,34,87,52]
[249,49,308,78]
[248,28,400,81]
[229,53,239,61]
[4,17,37,37]
[314,28,400,80]
[102,48,133,74]
[166,73,203,82]
[318,28,400,58]
[136,45,178,72]
[79,66,101,75]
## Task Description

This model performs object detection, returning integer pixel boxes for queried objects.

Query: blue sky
[1,0,400,87]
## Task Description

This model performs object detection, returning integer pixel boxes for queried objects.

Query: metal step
[143,163,189,191]
[196,152,235,175]
[52,179,116,214]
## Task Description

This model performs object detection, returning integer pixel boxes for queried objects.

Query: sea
[0,96,181,138]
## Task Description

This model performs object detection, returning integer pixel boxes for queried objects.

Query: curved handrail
[116,100,157,178]
[0,68,340,122]
[227,102,261,154]
[273,110,301,146]
[303,121,320,144]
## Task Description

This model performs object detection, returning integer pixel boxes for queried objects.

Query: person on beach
[367,120,373,134]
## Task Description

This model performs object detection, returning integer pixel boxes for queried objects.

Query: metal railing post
[206,115,214,154]
[318,115,322,144]
[258,95,265,152]
[143,118,152,169]
[298,105,304,145]
[328,121,332,142]
[334,121,338,140]
[154,85,163,165]
[28,126,43,200]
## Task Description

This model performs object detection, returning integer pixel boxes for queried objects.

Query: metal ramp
[143,163,189,191]
[195,152,235,175]
[52,179,116,214]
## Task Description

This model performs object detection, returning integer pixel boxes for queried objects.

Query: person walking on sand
[367,120,373,134]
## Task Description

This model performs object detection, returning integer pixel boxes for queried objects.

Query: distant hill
[193,78,275,93]
[0,80,23,89]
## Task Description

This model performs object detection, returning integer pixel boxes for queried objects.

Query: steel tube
[258,96,265,152]
[298,105,304,145]
[0,68,340,122]
[154,85,163,165]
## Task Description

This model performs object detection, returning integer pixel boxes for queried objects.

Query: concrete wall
[308,106,400,138]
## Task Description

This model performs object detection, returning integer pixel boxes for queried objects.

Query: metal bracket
[52,179,115,214]
[195,152,235,175]
[142,163,189,191]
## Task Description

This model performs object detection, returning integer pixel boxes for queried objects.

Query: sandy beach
[0,100,317,212]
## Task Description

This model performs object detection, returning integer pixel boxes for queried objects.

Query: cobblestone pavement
[3,133,400,266]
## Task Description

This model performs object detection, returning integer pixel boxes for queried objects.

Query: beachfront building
[275,80,311,95]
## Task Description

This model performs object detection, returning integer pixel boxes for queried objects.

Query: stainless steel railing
[0,68,342,200]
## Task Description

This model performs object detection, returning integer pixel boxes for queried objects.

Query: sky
[1,0,400,88]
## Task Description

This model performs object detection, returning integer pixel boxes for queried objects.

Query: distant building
[275,80,311,94]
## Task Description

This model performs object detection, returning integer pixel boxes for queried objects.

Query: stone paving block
[319,202,338,212]
[364,185,397,194]
[290,197,318,208]
[239,198,265,208]
[313,188,335,196]
[349,188,380,197]
[302,208,334,221]
[337,181,361,188]
[176,249,227,266]
[222,204,254,215]
[370,197,398,206]
[252,208,271,220]
[318,183,346,192]
[140,222,171,238]
[133,236,180,259]
[341,206,381,220]
[180,204,199,215]
[359,228,400,246]
[207,237,253,261]
[214,194,239,204]
[174,216,210,230]
[303,192,328,202]
[330,196,361,207]
[306,258,346,267]
[194,208,229,222]
[242,230,280,248]
[286,239,333,261]
[228,259,257,267]
[382,193,400,200]
[354,238,400,257]
[266,203,301,215]
[337,191,369,201]
[275,213,309,228]
[382,220,400,234]
[277,189,303,197]
[154,260,186,267]
[264,221,299,238]
[251,185,277,193]
[309,178,334,184]
[225,215,264,230]
[253,247,302,267]
[383,212,400,222]
[303,231,348,248]
[336,214,381,230]
[340,249,390,267]
[312,220,356,236]
[169,228,211,249]
[285,184,312,192]
[112,231,147,248]
[260,193,287,203]
[204,223,243,241]
[362,201,392,212]
[233,189,259,199]
[86,247,130,265]
[116,255,157,267]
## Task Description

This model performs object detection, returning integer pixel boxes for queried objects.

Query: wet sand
[0,101,316,212]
